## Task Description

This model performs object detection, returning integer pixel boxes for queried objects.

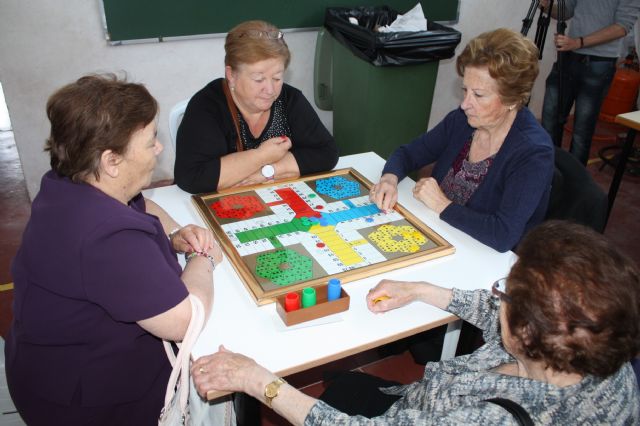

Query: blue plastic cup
[327,278,341,301]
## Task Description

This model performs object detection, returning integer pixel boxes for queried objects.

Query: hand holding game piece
[373,295,390,304]
[366,279,426,313]
[370,173,399,212]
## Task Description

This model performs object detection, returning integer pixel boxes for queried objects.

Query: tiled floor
[0,106,638,425]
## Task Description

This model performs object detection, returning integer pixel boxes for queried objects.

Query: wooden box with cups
[275,279,350,326]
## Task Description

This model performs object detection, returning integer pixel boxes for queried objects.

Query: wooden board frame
[192,168,454,305]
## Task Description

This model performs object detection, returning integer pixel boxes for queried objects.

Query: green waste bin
[314,6,461,160]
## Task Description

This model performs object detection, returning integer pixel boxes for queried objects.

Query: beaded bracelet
[185,251,217,270]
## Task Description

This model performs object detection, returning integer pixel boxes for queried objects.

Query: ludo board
[192,168,455,305]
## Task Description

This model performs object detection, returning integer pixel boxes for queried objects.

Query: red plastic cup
[284,292,301,312]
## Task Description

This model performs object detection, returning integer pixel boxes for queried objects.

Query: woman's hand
[370,173,399,211]
[366,279,424,313]
[232,171,269,188]
[367,279,454,313]
[257,136,292,164]
[413,177,452,214]
[171,225,221,261]
[191,345,274,398]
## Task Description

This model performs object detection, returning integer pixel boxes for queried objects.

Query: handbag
[222,79,244,154]
[158,295,235,426]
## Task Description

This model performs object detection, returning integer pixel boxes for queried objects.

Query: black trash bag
[325,6,461,66]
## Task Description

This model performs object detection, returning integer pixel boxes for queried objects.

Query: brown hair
[506,220,640,377]
[456,28,539,109]
[224,20,291,69]
[45,74,158,182]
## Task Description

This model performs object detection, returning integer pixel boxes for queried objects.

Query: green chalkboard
[101,1,459,43]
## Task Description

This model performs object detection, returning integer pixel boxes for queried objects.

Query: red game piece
[284,292,300,312]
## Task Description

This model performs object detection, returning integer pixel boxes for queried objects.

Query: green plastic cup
[301,287,317,308]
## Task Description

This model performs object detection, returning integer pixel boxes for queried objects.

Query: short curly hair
[456,28,539,109]
[225,20,291,70]
[505,220,640,378]
[45,74,157,182]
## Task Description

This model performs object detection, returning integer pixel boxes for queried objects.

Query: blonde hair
[225,20,291,69]
[456,28,539,108]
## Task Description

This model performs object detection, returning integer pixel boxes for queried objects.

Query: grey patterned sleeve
[445,288,501,341]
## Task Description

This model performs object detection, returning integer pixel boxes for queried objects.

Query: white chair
[168,99,190,152]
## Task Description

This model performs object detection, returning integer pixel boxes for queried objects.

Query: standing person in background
[540,0,640,165]
[174,20,338,194]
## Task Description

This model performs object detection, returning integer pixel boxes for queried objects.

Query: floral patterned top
[440,138,495,206]
[305,289,640,425]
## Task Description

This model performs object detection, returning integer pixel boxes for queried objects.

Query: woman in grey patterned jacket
[192,221,640,425]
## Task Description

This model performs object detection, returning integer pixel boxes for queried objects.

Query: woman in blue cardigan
[371,28,554,252]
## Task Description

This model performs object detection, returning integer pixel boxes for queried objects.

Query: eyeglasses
[239,30,284,40]
[491,278,512,303]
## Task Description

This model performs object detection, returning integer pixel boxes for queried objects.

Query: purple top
[6,171,188,409]
[440,138,495,206]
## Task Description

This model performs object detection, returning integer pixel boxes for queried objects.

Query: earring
[230,86,235,91]
[509,105,515,111]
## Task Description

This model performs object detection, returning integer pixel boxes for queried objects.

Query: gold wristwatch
[264,377,286,407]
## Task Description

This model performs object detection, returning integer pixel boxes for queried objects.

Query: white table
[608,110,640,222]
[144,152,515,396]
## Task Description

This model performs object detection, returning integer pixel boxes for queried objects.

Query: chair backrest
[545,147,608,232]
[168,99,190,152]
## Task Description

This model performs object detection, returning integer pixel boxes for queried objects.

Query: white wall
[0,0,554,199]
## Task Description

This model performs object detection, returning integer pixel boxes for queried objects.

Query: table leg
[607,128,637,223]
[440,320,461,360]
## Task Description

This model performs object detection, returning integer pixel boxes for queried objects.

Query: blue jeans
[541,52,616,165]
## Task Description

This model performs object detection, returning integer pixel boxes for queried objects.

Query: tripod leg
[554,0,567,147]
[521,0,540,36]
[534,0,553,59]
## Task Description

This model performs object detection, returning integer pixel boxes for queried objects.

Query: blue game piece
[327,278,341,301]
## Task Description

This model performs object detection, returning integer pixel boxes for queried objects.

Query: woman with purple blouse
[5,74,222,425]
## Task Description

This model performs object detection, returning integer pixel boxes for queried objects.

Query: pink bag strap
[162,295,206,414]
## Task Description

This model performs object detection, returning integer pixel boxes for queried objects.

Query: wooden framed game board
[192,168,454,305]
